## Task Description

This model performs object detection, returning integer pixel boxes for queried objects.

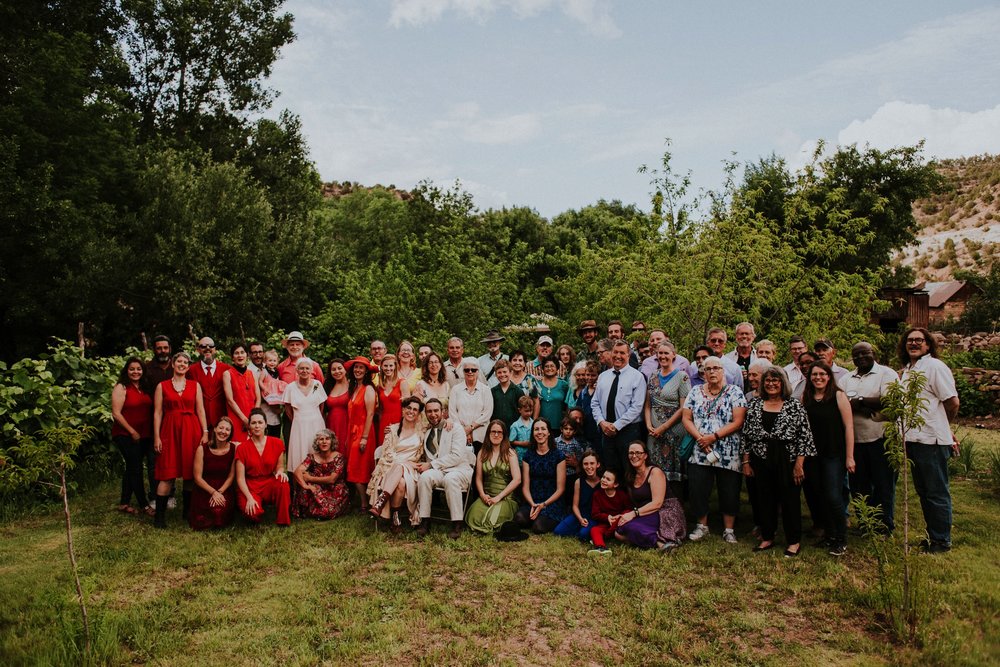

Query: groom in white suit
[416,398,475,539]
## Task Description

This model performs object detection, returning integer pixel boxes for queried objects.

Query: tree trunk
[60,464,91,654]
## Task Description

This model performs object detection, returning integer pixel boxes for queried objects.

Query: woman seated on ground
[515,418,567,534]
[614,441,673,551]
[368,396,425,533]
[235,409,291,526]
[466,419,522,534]
[292,429,349,520]
[553,451,600,540]
[189,417,237,531]
[741,368,815,557]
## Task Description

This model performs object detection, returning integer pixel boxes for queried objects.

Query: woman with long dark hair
[465,419,522,533]
[803,360,855,557]
[368,396,425,533]
[111,357,154,516]
[344,356,378,512]
[514,418,567,534]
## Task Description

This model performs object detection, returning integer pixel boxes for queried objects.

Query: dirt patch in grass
[92,566,197,609]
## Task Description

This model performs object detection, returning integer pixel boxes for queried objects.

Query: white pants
[418,467,472,520]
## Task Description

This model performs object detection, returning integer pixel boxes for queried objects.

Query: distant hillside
[895,154,1000,281]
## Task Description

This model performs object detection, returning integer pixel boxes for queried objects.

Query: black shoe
[415,520,429,537]
[923,541,951,554]
[828,543,847,557]
[448,522,462,539]
[753,542,775,552]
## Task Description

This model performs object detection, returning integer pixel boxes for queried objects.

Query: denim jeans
[817,456,847,545]
[906,442,952,545]
[850,438,898,532]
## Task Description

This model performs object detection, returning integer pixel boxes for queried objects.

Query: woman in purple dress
[614,441,673,550]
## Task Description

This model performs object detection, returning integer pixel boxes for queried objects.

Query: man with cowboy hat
[576,319,601,364]
[277,331,324,384]
[477,329,508,388]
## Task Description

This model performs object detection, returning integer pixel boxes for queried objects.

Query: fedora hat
[480,329,505,343]
[281,330,310,349]
[577,319,599,334]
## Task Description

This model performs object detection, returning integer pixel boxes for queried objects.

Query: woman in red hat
[344,356,378,512]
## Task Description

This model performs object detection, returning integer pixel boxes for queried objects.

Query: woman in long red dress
[189,416,237,530]
[153,352,208,528]
[344,356,377,512]
[223,342,259,442]
[323,358,351,468]
[235,409,291,526]
[375,354,408,448]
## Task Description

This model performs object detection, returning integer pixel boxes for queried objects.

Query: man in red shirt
[276,331,323,384]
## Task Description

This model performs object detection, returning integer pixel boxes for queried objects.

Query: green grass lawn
[2,425,998,666]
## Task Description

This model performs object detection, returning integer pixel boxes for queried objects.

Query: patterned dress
[520,447,568,524]
[646,369,691,480]
[683,384,747,472]
[292,453,349,519]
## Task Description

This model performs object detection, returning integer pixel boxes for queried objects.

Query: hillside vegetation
[897,154,1000,281]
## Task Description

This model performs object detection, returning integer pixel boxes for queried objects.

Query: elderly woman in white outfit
[448,357,494,453]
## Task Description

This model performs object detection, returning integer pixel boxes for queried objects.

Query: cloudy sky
[268,1,1000,218]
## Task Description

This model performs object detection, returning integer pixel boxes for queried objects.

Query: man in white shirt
[723,322,758,388]
[443,337,465,387]
[898,328,959,553]
[705,327,743,388]
[477,330,507,388]
[814,338,849,387]
[783,335,808,387]
[842,342,900,534]
[591,341,646,474]
[416,399,474,539]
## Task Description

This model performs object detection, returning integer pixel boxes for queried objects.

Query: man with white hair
[443,337,465,388]
[277,331,323,383]
[448,357,494,451]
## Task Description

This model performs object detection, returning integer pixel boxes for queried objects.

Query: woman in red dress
[323,358,351,468]
[376,353,408,448]
[189,417,237,530]
[153,352,208,528]
[111,357,154,516]
[344,356,377,512]
[223,342,260,442]
[236,409,291,525]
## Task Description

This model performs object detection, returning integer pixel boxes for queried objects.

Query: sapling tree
[0,426,95,655]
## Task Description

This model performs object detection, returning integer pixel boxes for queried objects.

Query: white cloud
[388,0,620,37]
[435,102,543,144]
[838,101,1000,158]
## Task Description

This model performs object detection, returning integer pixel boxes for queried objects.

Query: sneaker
[588,547,611,555]
[723,529,738,544]
[923,541,951,554]
[688,524,710,541]
[828,543,847,557]
[167,497,177,510]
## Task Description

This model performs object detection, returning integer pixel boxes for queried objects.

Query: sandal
[117,504,138,515]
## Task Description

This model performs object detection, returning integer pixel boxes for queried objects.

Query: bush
[953,374,996,417]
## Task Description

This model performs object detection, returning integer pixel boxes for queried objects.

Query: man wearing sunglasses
[187,336,232,431]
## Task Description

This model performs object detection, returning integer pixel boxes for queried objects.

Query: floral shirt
[683,384,747,472]
[740,397,816,462]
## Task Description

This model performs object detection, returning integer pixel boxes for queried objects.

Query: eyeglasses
[708,337,725,344]
[538,343,552,347]
[703,366,723,372]
[488,429,504,435]
[763,377,782,383]
[627,452,644,458]
[906,337,926,344]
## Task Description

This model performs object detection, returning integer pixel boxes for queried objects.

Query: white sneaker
[688,523,710,541]
[723,529,738,544]
[167,497,177,510]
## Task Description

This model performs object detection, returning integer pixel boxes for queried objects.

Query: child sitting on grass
[588,468,632,555]
[553,451,600,540]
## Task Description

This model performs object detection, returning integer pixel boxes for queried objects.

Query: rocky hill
[895,154,1000,281]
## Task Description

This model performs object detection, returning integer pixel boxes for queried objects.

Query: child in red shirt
[588,468,632,554]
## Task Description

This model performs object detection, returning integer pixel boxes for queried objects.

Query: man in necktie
[416,399,475,538]
[591,340,646,475]
[187,336,232,433]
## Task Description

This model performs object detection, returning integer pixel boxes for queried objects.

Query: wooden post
[77,322,85,358]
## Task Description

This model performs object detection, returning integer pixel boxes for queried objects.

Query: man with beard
[415,398,474,539]
[187,336,232,430]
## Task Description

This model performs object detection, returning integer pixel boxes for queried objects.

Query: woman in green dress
[466,419,522,533]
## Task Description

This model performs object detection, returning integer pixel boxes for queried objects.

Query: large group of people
[109,321,960,555]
